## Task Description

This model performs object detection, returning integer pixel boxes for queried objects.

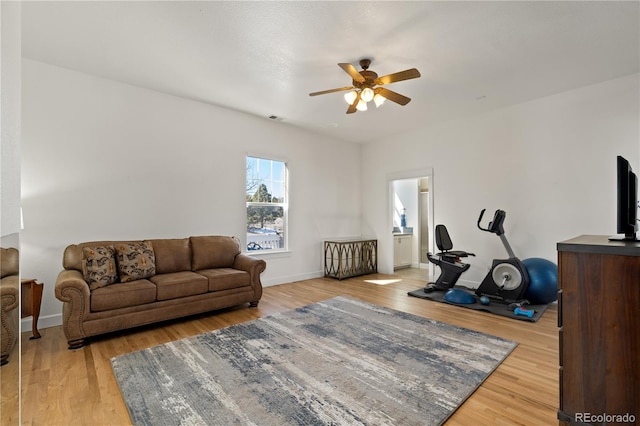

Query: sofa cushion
[115,241,156,283]
[82,245,118,290]
[150,238,191,274]
[90,279,156,312]
[191,236,240,270]
[150,271,208,301]
[196,268,250,292]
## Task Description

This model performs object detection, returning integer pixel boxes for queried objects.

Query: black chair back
[435,224,453,252]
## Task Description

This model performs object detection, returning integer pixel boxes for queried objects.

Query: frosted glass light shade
[356,100,368,111]
[344,91,357,104]
[374,93,386,107]
[361,87,374,102]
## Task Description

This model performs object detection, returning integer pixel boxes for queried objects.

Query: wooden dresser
[557,235,639,424]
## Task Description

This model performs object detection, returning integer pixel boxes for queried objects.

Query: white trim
[386,168,434,183]
[245,155,289,252]
[246,151,290,164]
[386,168,435,277]
[243,249,292,259]
[21,313,62,331]
[261,270,324,287]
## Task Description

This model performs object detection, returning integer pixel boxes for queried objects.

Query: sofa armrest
[55,270,91,343]
[0,276,19,362]
[0,276,19,313]
[232,254,266,298]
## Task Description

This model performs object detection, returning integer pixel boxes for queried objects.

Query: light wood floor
[1,343,19,425]
[18,269,559,425]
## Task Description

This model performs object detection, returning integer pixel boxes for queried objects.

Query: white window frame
[245,155,288,253]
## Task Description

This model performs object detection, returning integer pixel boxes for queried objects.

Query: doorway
[388,168,434,278]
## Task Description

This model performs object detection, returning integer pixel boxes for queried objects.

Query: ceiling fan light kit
[309,59,421,114]
[344,87,384,110]
[360,87,375,102]
[343,91,357,104]
[373,92,385,107]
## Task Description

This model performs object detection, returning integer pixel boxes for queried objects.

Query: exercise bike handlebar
[477,208,506,236]
[477,209,488,231]
[477,208,517,258]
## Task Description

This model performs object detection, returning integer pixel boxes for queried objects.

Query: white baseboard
[21,313,62,331]
[262,270,324,287]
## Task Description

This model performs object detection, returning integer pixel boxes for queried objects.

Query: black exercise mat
[408,286,549,322]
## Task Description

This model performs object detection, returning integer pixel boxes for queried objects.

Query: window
[246,156,287,252]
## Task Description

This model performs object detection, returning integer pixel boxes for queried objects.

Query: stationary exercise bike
[424,224,475,292]
[475,209,529,302]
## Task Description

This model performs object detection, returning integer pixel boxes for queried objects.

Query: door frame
[387,167,434,278]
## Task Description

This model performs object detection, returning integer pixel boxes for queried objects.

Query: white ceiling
[21,1,640,144]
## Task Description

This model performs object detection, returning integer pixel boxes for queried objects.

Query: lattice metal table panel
[324,239,377,279]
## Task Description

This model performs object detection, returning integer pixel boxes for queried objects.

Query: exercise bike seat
[424,225,474,293]
[434,225,475,259]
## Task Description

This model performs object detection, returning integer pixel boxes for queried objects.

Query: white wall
[363,74,640,286]
[20,58,640,325]
[21,59,362,328]
[1,1,22,240]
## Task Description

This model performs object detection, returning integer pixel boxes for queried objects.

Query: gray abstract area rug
[111,296,518,425]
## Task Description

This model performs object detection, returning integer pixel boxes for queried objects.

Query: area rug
[408,286,549,322]
[111,296,517,426]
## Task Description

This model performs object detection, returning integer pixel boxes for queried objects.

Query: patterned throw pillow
[115,241,156,283]
[82,245,118,290]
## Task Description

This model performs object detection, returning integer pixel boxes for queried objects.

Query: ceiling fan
[309,59,421,114]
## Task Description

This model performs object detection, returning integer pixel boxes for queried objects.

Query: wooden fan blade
[375,68,421,86]
[346,92,361,114]
[376,87,411,106]
[309,86,354,96]
[339,63,365,83]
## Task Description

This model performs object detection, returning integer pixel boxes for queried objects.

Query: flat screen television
[610,155,638,241]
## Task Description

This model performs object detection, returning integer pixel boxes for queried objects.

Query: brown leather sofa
[1,247,19,365]
[55,236,265,349]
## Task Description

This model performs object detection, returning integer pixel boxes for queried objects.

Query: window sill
[243,250,292,259]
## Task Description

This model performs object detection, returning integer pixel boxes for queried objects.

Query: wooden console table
[324,238,377,280]
[21,278,43,339]
[557,235,639,424]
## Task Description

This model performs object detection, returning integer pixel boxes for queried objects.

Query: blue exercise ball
[522,257,558,304]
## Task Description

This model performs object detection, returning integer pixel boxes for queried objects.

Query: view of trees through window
[246,156,287,251]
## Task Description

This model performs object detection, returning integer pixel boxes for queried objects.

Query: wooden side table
[21,278,43,339]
